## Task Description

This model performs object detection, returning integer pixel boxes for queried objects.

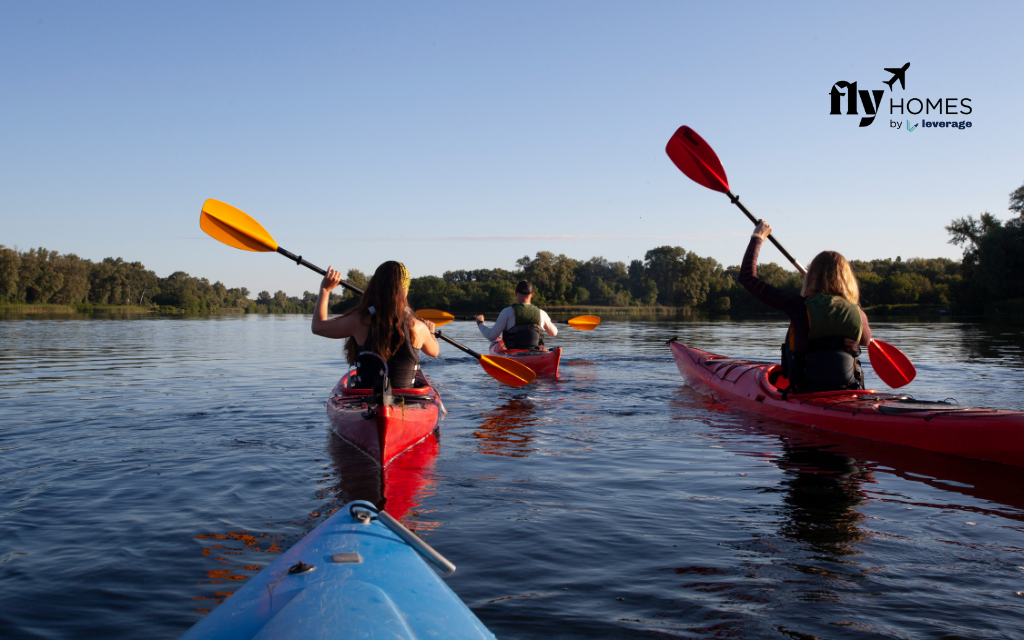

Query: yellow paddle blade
[416,309,455,327]
[200,199,279,252]
[479,355,536,388]
[567,315,601,330]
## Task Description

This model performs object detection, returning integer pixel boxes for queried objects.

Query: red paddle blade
[665,126,730,193]
[868,339,917,389]
[479,355,536,388]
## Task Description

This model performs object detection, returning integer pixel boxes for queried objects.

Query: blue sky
[2,1,1022,296]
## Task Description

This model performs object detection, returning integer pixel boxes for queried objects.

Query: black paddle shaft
[276,246,364,296]
[433,330,482,359]
[725,191,807,275]
[456,315,574,326]
[277,245,469,355]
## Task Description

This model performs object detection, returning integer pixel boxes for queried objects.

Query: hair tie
[398,263,411,293]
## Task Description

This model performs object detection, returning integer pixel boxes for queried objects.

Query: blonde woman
[738,220,872,393]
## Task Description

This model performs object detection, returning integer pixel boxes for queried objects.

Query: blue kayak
[180,501,495,640]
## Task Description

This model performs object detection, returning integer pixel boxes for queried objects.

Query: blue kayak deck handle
[348,501,457,576]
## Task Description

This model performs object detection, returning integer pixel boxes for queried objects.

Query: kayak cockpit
[696,355,880,400]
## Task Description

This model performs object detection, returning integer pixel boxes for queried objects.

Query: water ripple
[2,316,1024,639]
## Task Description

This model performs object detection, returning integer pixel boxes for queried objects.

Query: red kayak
[489,343,562,376]
[327,371,444,467]
[669,340,1024,468]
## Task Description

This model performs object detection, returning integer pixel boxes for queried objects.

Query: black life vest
[351,321,421,390]
[501,303,545,349]
[783,294,864,394]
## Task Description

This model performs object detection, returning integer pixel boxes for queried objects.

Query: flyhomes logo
[829,63,973,130]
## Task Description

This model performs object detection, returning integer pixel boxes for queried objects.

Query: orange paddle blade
[416,309,455,327]
[200,199,279,252]
[567,315,600,330]
[868,339,917,389]
[479,355,536,388]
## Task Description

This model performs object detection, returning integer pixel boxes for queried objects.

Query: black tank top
[355,321,420,389]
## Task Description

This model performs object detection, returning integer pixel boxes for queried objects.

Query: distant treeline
[405,249,961,315]
[0,247,328,313]
[3,180,1020,316]
[0,243,964,316]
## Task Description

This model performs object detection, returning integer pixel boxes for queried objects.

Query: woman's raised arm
[312,267,361,339]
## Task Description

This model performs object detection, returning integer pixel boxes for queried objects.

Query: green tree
[19,248,67,303]
[946,180,1024,311]
[517,252,578,305]
[576,257,631,306]
[346,269,368,291]
[0,246,22,303]
[643,246,722,308]
[643,246,686,306]
[52,254,91,304]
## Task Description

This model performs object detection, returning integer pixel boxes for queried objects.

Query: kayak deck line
[669,339,1024,468]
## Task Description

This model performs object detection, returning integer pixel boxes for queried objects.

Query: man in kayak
[474,280,559,350]
[312,261,439,389]
[740,220,872,393]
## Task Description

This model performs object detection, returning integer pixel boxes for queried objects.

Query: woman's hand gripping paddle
[199,199,536,387]
[415,310,601,331]
[663,129,918,389]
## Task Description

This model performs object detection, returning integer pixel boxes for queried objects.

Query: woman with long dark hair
[739,220,872,393]
[312,261,438,389]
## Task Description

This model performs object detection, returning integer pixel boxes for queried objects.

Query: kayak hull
[327,372,441,467]
[179,501,495,640]
[489,343,562,376]
[669,340,1024,468]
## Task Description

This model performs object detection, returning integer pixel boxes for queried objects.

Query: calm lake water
[2,315,1024,639]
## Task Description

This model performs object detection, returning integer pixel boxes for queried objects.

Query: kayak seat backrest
[767,365,790,391]
[761,364,878,398]
[336,371,431,397]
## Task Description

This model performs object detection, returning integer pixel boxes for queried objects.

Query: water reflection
[324,432,440,523]
[706,408,1024,539]
[771,442,870,558]
[474,397,538,458]
[957,321,1024,365]
[5,316,1024,639]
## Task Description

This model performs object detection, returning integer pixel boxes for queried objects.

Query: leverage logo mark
[830,63,909,127]
[906,120,918,132]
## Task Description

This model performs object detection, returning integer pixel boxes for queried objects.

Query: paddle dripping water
[2,316,1024,639]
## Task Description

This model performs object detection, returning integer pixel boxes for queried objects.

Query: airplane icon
[883,63,910,91]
